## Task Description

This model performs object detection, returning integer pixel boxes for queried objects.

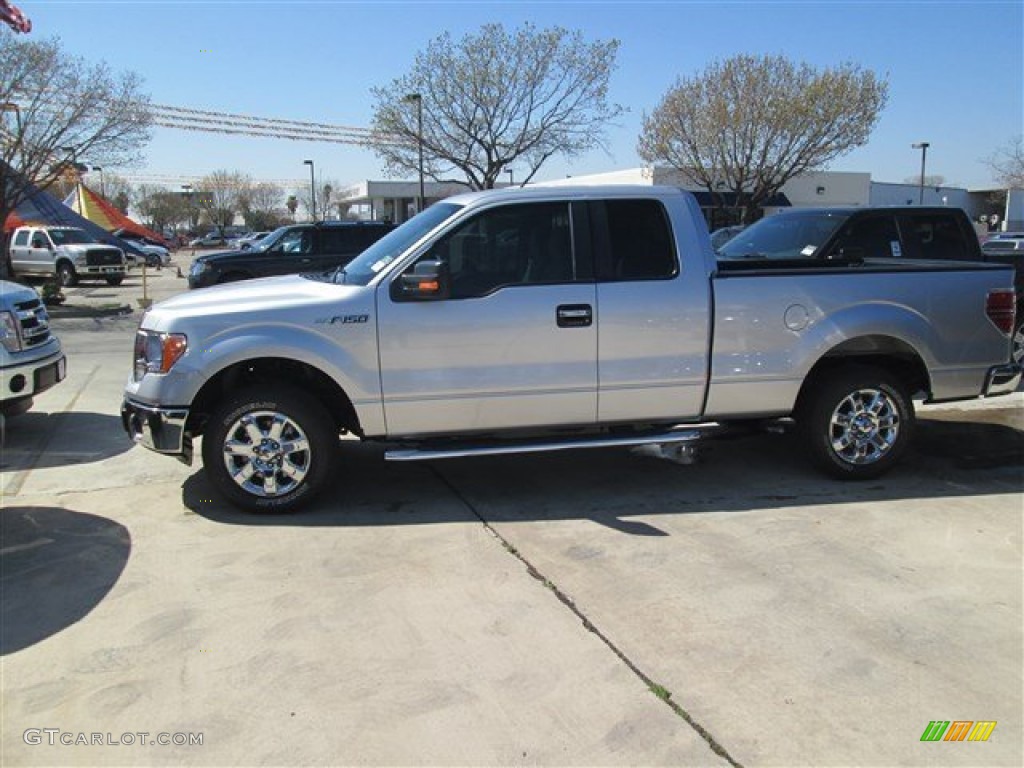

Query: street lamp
[0,101,22,138]
[91,166,105,197]
[912,142,930,205]
[506,168,514,188]
[404,93,425,213]
[303,159,316,221]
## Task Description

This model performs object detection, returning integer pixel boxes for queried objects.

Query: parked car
[188,233,228,248]
[1,279,65,418]
[235,231,272,250]
[113,230,172,267]
[7,226,126,286]
[124,187,1019,512]
[187,221,394,289]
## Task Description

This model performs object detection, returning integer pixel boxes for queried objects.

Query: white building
[338,167,1023,231]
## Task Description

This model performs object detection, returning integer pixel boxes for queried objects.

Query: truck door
[377,201,598,436]
[27,230,54,274]
[9,229,31,272]
[591,199,711,422]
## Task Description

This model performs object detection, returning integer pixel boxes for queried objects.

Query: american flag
[0,0,31,34]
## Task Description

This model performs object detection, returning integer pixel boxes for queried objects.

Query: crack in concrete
[428,465,745,768]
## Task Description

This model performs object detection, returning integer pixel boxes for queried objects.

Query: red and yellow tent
[63,183,170,247]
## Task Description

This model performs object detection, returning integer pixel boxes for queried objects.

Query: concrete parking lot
[1,258,1022,766]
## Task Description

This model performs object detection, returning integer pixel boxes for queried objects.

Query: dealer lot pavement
[1,270,1022,766]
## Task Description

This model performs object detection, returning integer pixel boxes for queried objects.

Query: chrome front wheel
[202,386,337,512]
[221,410,312,498]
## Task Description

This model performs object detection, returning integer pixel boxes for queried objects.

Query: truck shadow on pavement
[0,507,131,655]
[1,412,131,472]
[182,415,1023,533]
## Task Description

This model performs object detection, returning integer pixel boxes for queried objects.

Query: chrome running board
[385,428,704,462]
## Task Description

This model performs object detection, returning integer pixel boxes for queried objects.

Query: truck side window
[602,200,677,280]
[829,216,900,259]
[896,214,971,261]
[426,202,575,299]
[13,230,28,246]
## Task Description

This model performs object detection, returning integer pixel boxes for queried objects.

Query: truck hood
[144,274,367,328]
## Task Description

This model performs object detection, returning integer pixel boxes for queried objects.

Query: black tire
[796,365,914,480]
[201,385,338,512]
[146,254,160,268]
[57,262,78,287]
[106,275,124,286]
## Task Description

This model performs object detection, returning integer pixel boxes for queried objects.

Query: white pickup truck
[8,226,126,286]
[122,186,1020,512]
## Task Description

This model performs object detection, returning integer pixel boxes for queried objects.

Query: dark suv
[187,221,394,289]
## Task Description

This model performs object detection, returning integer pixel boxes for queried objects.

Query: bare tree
[1,29,151,273]
[985,135,1024,188]
[369,23,623,190]
[296,179,337,221]
[136,185,188,234]
[638,54,888,223]
[196,170,247,232]
[240,181,286,230]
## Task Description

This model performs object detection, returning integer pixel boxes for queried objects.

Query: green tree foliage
[0,28,151,271]
[369,23,623,190]
[240,181,286,230]
[135,185,188,233]
[638,54,888,223]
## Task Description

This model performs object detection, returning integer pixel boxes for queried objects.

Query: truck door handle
[556,304,593,328]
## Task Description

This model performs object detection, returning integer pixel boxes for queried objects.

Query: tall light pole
[912,142,930,205]
[303,159,316,221]
[91,166,105,197]
[506,168,514,188]
[0,101,22,148]
[405,93,425,213]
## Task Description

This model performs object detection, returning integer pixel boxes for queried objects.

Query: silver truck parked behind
[9,225,126,286]
[122,187,1020,512]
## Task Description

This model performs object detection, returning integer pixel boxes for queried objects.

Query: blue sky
[15,0,1024,193]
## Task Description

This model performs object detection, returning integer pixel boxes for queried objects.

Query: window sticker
[801,245,817,257]
[890,241,902,257]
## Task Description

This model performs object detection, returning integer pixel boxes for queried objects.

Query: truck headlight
[133,329,187,381]
[0,310,23,353]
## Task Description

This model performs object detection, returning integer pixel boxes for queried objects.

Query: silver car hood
[143,275,367,331]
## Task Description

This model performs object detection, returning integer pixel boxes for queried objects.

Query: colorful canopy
[2,160,143,255]
[63,183,170,246]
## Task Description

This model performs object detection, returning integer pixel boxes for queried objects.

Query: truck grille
[86,248,122,267]
[14,297,51,347]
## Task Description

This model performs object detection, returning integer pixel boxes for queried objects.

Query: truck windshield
[249,225,291,252]
[48,228,95,245]
[717,211,848,260]
[331,203,463,286]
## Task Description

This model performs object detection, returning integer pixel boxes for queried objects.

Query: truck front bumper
[1,350,66,412]
[984,363,1022,397]
[121,397,192,465]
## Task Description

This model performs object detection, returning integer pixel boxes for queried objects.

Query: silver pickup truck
[122,186,1020,511]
